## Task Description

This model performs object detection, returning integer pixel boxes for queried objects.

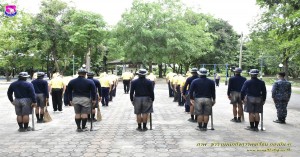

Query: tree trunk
[86,47,91,72]
[51,42,60,73]
[158,63,163,78]
[283,49,289,80]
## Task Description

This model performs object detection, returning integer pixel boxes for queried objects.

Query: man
[31,72,49,123]
[109,74,118,101]
[272,72,291,124]
[130,69,154,131]
[7,72,37,132]
[99,72,112,106]
[182,68,199,120]
[48,73,66,112]
[176,74,185,106]
[68,69,96,132]
[122,71,133,94]
[87,72,102,122]
[214,73,221,87]
[166,71,174,97]
[241,69,267,131]
[63,76,73,106]
[227,68,247,122]
[171,74,178,102]
[189,68,215,131]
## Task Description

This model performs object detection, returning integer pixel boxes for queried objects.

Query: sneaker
[76,128,82,132]
[230,118,237,122]
[82,127,89,132]
[143,127,148,131]
[136,127,142,131]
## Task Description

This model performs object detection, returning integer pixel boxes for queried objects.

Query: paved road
[0,80,299,157]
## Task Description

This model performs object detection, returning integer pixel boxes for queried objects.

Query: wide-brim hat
[249,69,259,75]
[191,68,198,73]
[87,72,94,77]
[19,72,30,78]
[136,69,148,76]
[37,72,45,77]
[78,68,88,74]
[197,68,208,75]
[234,67,242,73]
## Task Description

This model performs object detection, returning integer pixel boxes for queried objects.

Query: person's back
[68,76,95,98]
[272,79,291,101]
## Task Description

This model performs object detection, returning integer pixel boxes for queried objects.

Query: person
[182,68,199,120]
[48,73,66,112]
[130,69,154,131]
[63,76,73,106]
[147,72,157,89]
[99,72,112,106]
[171,74,178,102]
[31,72,49,123]
[176,74,185,106]
[166,71,174,97]
[241,69,267,131]
[272,72,291,124]
[122,71,133,94]
[189,68,216,131]
[227,68,247,122]
[87,72,102,122]
[67,69,96,132]
[7,72,37,132]
[109,74,118,101]
[214,73,221,87]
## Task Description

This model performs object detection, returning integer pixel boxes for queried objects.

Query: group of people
[166,67,291,131]
[7,66,291,133]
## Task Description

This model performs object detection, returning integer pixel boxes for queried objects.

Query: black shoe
[24,126,32,132]
[230,118,238,122]
[237,119,242,123]
[196,126,203,131]
[82,127,89,132]
[136,127,142,131]
[188,118,194,122]
[245,126,255,131]
[76,128,82,132]
[18,128,25,132]
[273,119,285,124]
[143,127,148,131]
[92,118,97,122]
[254,127,259,131]
[202,128,207,131]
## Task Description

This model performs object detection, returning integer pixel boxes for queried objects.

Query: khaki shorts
[244,96,263,113]
[194,98,212,116]
[36,94,46,108]
[73,97,92,114]
[230,91,242,105]
[133,97,153,114]
[13,98,32,116]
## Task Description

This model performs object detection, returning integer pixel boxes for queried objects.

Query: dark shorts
[36,94,46,108]
[194,98,212,116]
[13,98,32,116]
[244,96,263,113]
[230,91,242,105]
[73,97,91,114]
[133,97,153,114]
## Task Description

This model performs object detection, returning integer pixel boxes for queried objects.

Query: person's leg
[104,88,109,106]
[57,89,63,111]
[254,113,260,130]
[81,113,88,130]
[190,105,195,121]
[142,113,149,130]
[123,80,126,93]
[22,115,30,130]
[64,87,69,106]
[75,114,82,131]
[35,106,40,121]
[101,88,105,106]
[237,103,243,122]
[203,115,209,130]
[17,115,23,130]
[52,90,58,111]
[249,113,255,130]
[136,114,142,130]
[231,104,237,122]
[281,102,288,122]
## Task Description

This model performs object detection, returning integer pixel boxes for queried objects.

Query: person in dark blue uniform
[182,68,199,121]
[31,72,49,123]
[130,69,154,131]
[227,68,247,122]
[7,72,37,132]
[87,72,102,122]
[67,69,96,132]
[272,72,291,124]
[241,69,267,131]
[189,68,216,131]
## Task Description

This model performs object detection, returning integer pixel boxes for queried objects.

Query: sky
[4,0,261,35]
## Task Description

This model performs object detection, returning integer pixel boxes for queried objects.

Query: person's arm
[262,81,267,102]
[212,81,216,102]
[227,78,231,97]
[29,83,37,106]
[7,85,14,103]
[241,81,247,101]
[130,81,135,102]
[288,82,292,100]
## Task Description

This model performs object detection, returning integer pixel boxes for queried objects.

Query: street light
[279,63,283,71]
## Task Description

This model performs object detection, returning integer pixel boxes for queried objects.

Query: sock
[75,119,81,129]
[191,115,194,120]
[87,114,90,120]
[143,123,147,128]
[24,123,29,129]
[195,115,198,121]
[40,114,44,121]
[92,114,95,119]
[18,122,23,129]
[36,114,40,120]
[138,123,141,128]
[250,122,254,128]
[198,122,202,128]
[203,123,208,128]
[237,117,241,121]
[234,117,237,120]
[254,121,259,128]
[81,118,88,129]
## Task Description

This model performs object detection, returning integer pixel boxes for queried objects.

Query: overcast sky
[4,0,261,35]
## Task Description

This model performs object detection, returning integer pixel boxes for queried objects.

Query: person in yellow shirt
[171,74,178,102]
[122,71,133,94]
[48,73,66,112]
[166,72,174,97]
[147,72,157,89]
[109,74,118,101]
[99,73,112,106]
[176,74,186,106]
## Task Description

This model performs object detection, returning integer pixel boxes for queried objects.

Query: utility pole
[239,33,243,68]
